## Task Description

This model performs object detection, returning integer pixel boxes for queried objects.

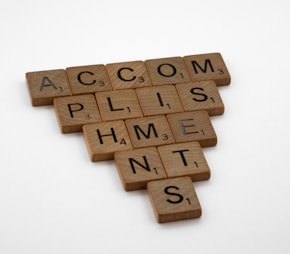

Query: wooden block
[145,57,191,86]
[175,81,224,115]
[183,53,231,86]
[166,110,217,147]
[157,142,210,181]
[136,85,184,116]
[26,69,72,106]
[83,121,133,161]
[147,176,202,223]
[125,115,175,149]
[54,94,102,133]
[106,61,152,90]
[95,89,143,121]
[115,147,167,191]
[66,64,112,95]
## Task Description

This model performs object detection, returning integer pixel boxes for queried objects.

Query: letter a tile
[115,147,167,191]
[26,69,72,106]
[147,177,202,223]
[83,121,133,161]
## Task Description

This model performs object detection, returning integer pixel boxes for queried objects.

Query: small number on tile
[120,138,127,145]
[153,168,158,175]
[138,76,145,83]
[98,81,105,86]
[162,134,169,140]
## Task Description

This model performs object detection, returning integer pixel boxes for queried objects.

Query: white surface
[1,0,290,253]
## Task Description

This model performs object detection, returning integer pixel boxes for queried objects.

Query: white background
[1,0,290,253]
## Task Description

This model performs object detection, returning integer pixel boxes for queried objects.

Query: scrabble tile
[83,120,133,161]
[175,81,224,115]
[106,61,152,90]
[115,147,167,191]
[147,176,202,223]
[125,115,175,149]
[166,110,217,147]
[66,64,112,95]
[54,94,102,133]
[95,89,143,121]
[145,57,191,86]
[183,53,231,86]
[136,85,184,116]
[26,69,72,106]
[157,142,210,181]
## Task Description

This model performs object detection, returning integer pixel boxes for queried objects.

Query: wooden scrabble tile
[66,64,112,95]
[83,120,133,161]
[95,89,143,121]
[183,53,231,86]
[136,85,184,116]
[106,61,152,90]
[147,176,202,223]
[125,115,175,149]
[166,110,217,147]
[26,69,72,106]
[175,81,224,115]
[157,142,210,181]
[115,147,167,191]
[54,94,102,133]
[145,57,191,86]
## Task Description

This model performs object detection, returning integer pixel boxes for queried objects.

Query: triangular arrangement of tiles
[26,53,230,223]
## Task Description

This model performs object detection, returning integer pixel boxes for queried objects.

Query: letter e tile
[147,177,202,223]
[115,147,167,191]
[166,110,217,147]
